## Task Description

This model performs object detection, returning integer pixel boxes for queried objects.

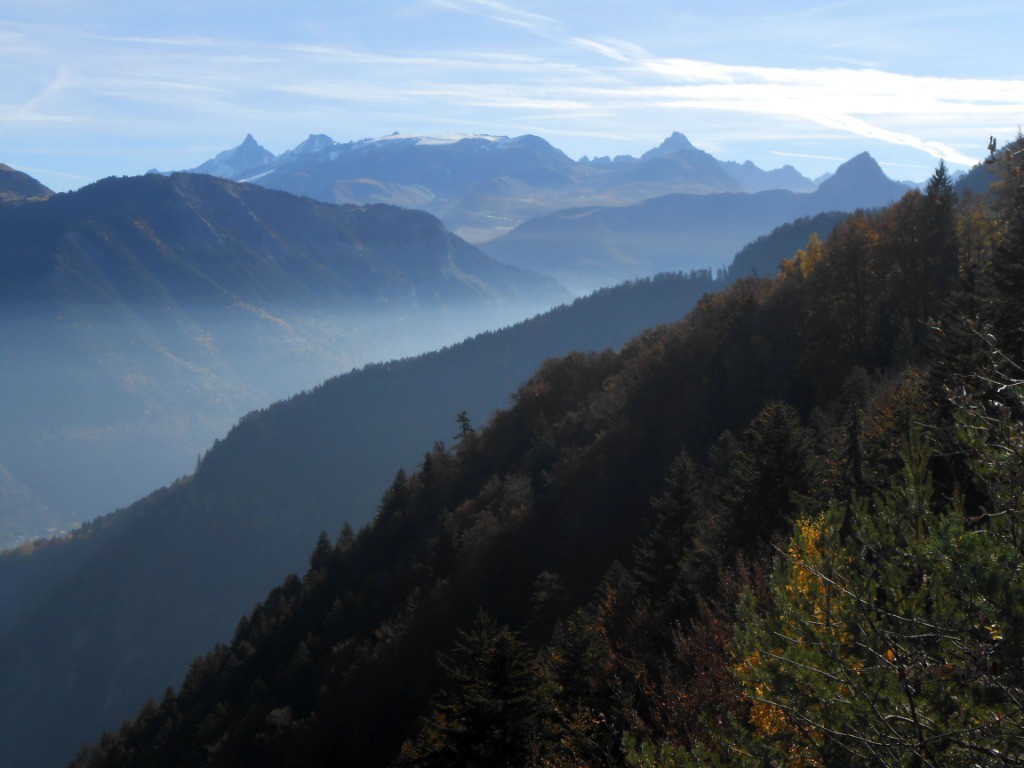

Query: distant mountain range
[482,152,911,292]
[0,171,568,539]
[181,130,819,242]
[182,132,910,292]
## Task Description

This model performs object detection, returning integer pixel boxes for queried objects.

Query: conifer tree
[717,401,819,554]
[988,134,1024,358]
[685,353,1024,768]
[398,611,555,768]
[545,607,619,768]
[633,451,707,614]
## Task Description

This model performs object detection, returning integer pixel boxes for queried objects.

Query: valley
[0,127,1001,768]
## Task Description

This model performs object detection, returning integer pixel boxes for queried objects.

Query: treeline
[69,147,1024,768]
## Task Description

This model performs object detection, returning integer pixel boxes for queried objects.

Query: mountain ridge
[184,130,819,241]
[0,205,855,768]
[0,163,53,202]
[482,151,910,292]
[0,171,569,529]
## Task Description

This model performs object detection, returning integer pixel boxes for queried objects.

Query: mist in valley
[0,294,567,550]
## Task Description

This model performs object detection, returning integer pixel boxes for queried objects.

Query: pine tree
[988,134,1024,358]
[545,607,619,768]
[718,401,819,554]
[308,530,332,573]
[633,451,707,614]
[398,611,556,768]
[700,358,1024,768]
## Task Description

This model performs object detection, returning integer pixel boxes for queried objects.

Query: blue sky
[2,0,1022,192]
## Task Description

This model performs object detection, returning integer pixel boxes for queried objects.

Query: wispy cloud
[8,66,79,123]
[569,37,635,64]
[620,55,1014,166]
[3,3,1021,190]
[429,3,1010,167]
[426,0,561,35]
[85,33,226,48]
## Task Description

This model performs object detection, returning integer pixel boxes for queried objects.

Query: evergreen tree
[309,531,332,573]
[925,159,959,287]
[633,451,710,617]
[718,400,819,554]
[398,611,556,768]
[673,336,1024,767]
[988,134,1024,358]
[545,607,619,768]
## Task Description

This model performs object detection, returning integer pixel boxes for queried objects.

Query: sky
[2,0,1022,192]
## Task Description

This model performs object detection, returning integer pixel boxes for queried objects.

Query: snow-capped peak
[290,134,338,155]
[371,132,505,146]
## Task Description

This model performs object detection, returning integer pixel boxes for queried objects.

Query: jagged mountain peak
[815,151,909,206]
[290,133,338,154]
[839,150,880,170]
[216,133,269,158]
[189,134,275,180]
[821,152,886,189]
[641,131,698,160]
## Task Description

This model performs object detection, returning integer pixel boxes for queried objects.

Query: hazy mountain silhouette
[482,152,909,292]
[812,151,909,207]
[0,172,568,532]
[719,158,818,193]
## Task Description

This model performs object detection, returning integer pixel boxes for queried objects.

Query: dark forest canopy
[64,141,1024,768]
[0,192,849,768]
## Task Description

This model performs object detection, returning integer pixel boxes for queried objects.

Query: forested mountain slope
[0,171,567,536]
[0,275,707,768]
[0,205,846,768]
[67,153,1024,768]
